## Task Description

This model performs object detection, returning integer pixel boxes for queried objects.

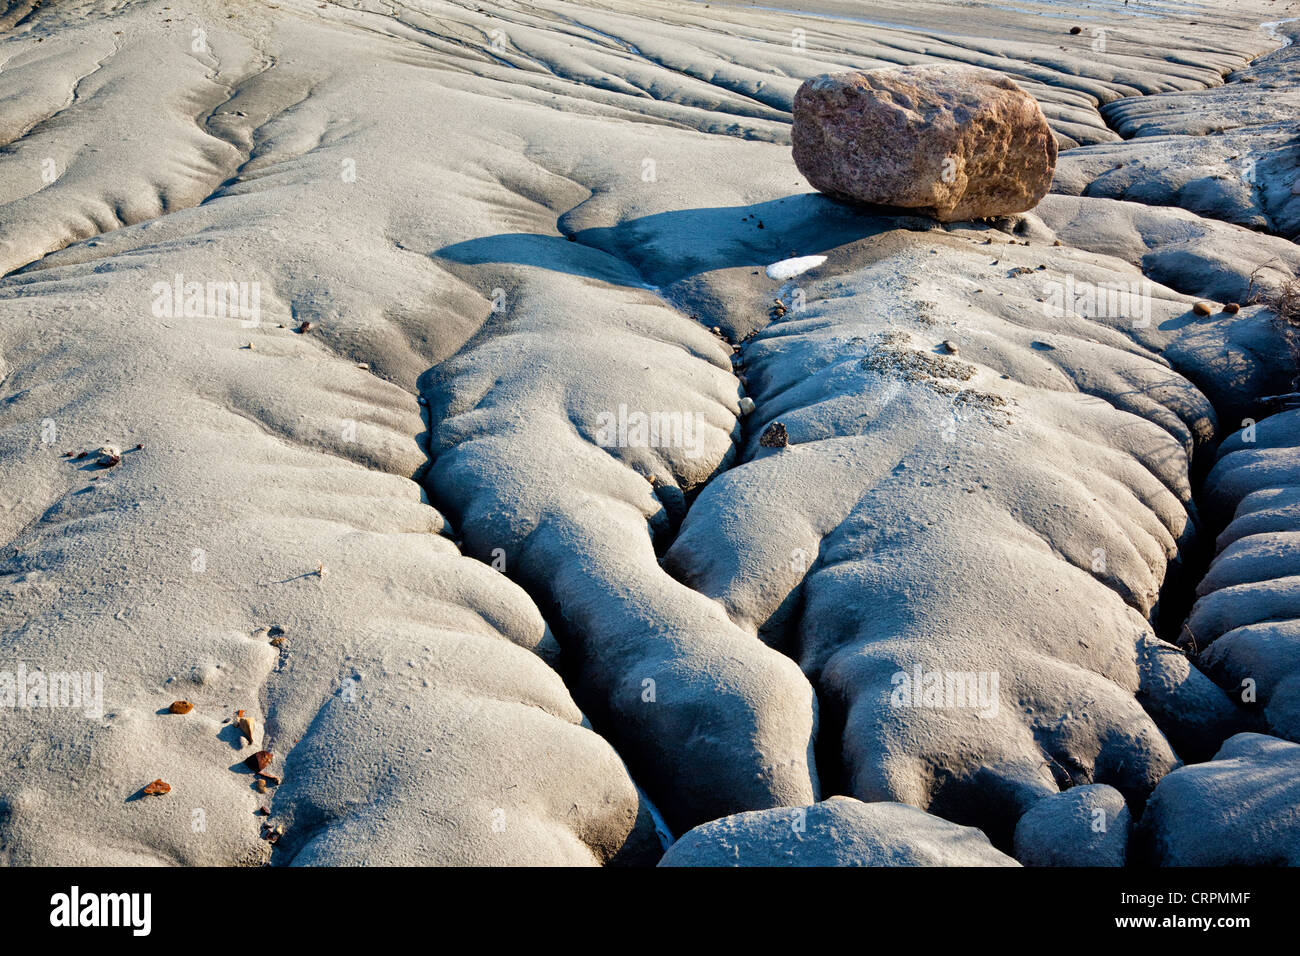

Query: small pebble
[738,396,756,415]
[759,422,789,448]
[236,710,256,746]
[1192,301,1214,316]
[1223,302,1240,314]
[168,700,193,714]
[143,779,171,796]
[246,750,273,773]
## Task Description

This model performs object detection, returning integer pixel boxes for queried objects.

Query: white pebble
[765,255,827,281]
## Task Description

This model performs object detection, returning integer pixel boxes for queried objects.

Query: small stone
[1069,26,1082,34]
[1223,302,1240,314]
[738,396,756,415]
[236,709,256,746]
[168,700,193,714]
[246,750,273,773]
[939,340,959,355]
[255,778,268,794]
[299,321,313,333]
[1192,301,1214,316]
[143,779,171,796]
[258,771,282,787]
[96,445,121,468]
[760,422,789,448]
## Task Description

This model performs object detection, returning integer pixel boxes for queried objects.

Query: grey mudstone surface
[0,0,1292,865]
[661,198,1284,843]
[1187,410,1300,743]
[1013,785,1130,866]
[1053,24,1300,238]
[659,796,1019,867]
[1136,733,1300,866]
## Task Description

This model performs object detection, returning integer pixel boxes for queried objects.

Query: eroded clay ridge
[0,0,1296,864]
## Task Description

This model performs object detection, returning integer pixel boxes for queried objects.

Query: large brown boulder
[792,64,1057,222]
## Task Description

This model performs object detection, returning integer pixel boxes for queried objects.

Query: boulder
[1013,785,1130,866]
[658,797,1018,866]
[792,64,1057,221]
